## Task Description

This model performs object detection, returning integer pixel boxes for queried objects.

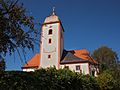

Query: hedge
[0,67,119,90]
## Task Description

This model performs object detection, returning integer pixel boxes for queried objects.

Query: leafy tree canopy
[92,46,118,72]
[0,58,5,71]
[0,0,40,57]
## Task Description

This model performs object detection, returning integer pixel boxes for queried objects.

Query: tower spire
[52,7,56,15]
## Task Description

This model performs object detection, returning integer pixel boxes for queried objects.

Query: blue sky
[6,0,120,70]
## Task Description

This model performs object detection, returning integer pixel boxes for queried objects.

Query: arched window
[48,55,51,59]
[48,29,52,35]
[48,38,52,44]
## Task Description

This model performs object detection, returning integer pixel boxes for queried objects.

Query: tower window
[48,29,52,35]
[76,65,80,70]
[49,38,52,44]
[48,55,51,59]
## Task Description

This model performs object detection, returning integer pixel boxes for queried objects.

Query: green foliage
[0,71,35,90]
[107,65,120,90]
[92,46,120,90]
[81,75,100,90]
[0,59,5,71]
[0,67,100,90]
[0,0,40,56]
[92,46,118,72]
[0,67,120,90]
[96,70,117,90]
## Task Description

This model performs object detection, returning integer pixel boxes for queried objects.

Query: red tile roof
[22,54,40,69]
[70,49,97,64]
[22,49,97,69]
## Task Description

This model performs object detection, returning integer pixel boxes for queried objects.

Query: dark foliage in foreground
[0,67,120,90]
[0,0,40,57]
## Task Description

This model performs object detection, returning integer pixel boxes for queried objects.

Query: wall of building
[60,63,89,75]
[23,68,35,72]
[40,23,60,69]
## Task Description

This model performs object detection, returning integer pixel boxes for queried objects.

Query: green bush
[96,70,117,90]
[0,67,120,90]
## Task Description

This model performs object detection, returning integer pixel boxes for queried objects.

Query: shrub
[96,70,117,90]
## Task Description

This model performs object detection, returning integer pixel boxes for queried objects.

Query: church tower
[40,8,64,69]
[22,8,98,76]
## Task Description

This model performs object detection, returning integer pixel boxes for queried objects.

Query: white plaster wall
[60,63,89,74]
[81,63,89,74]
[23,68,35,72]
[40,23,60,69]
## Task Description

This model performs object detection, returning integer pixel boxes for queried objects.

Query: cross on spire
[52,7,56,15]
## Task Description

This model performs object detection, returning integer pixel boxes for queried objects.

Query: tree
[92,46,118,72]
[96,70,116,90]
[0,58,5,71]
[0,0,40,57]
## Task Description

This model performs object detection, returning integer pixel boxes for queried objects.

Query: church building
[22,9,98,76]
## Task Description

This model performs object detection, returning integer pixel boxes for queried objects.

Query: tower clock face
[43,47,56,53]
